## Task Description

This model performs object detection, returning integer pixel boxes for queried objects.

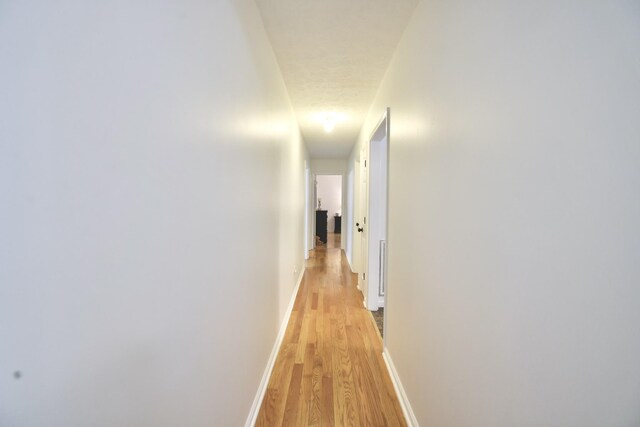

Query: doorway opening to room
[314,175,343,250]
[358,109,389,340]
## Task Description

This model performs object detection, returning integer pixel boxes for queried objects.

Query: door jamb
[363,108,390,311]
[365,108,391,342]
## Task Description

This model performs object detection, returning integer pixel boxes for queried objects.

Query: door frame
[362,108,390,314]
[312,173,344,248]
[304,163,312,258]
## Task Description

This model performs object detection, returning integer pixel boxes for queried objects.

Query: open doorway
[359,109,389,339]
[315,175,343,250]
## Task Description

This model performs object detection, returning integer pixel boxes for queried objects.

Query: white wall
[316,175,342,233]
[310,159,347,175]
[0,1,307,426]
[351,1,640,425]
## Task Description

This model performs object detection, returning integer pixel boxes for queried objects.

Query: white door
[367,132,388,311]
[358,146,369,301]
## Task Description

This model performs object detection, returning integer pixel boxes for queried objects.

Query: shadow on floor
[372,307,384,337]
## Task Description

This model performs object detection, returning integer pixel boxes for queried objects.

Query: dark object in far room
[315,209,327,244]
[334,215,341,234]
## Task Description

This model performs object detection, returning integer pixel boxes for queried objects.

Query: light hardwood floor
[325,233,341,249]
[256,236,406,427]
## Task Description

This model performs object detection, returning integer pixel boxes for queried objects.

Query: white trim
[304,164,311,260]
[244,268,305,427]
[346,250,357,274]
[382,348,419,427]
[365,110,389,313]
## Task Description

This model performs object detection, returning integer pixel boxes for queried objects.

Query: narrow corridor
[256,239,405,426]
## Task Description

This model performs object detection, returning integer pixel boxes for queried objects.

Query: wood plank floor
[256,236,406,427]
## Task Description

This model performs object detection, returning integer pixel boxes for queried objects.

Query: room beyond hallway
[255,243,405,426]
[326,232,341,249]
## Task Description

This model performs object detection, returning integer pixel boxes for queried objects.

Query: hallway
[2,1,639,426]
[256,241,405,426]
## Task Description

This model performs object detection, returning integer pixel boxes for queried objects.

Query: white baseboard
[346,252,357,273]
[244,268,305,427]
[382,348,419,427]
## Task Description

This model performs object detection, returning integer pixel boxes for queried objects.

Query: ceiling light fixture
[323,120,335,133]
[316,111,345,134]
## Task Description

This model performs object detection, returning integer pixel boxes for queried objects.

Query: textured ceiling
[255,0,419,158]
